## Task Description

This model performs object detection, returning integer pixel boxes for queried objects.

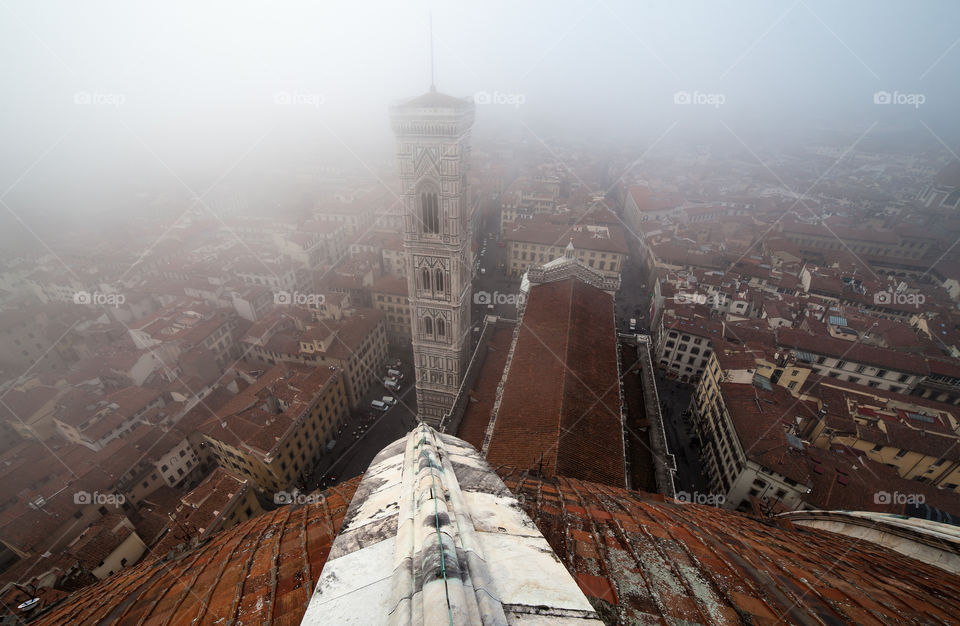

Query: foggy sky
[1,0,959,220]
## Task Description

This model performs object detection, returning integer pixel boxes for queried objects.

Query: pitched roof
[499,468,960,624]
[32,478,360,625]
[455,323,515,450]
[486,279,626,487]
[395,90,474,110]
[26,429,960,625]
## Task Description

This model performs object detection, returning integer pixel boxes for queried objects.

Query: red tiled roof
[499,469,960,624]
[152,468,251,554]
[486,279,625,487]
[720,382,822,484]
[628,185,682,213]
[66,514,133,570]
[32,478,361,626]
[778,327,929,374]
[505,218,629,255]
[369,275,409,297]
[198,363,338,457]
[801,448,960,516]
[456,323,515,450]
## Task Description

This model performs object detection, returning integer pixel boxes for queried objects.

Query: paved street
[615,246,652,334]
[472,200,524,321]
[305,352,418,489]
[653,374,711,495]
[313,202,515,492]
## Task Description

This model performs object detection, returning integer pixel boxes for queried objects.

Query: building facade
[370,276,412,346]
[390,88,475,424]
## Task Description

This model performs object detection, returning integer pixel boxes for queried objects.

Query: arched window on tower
[435,268,444,293]
[422,268,431,291]
[436,318,445,338]
[423,316,433,336]
[421,192,439,234]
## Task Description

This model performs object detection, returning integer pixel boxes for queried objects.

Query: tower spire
[429,11,436,92]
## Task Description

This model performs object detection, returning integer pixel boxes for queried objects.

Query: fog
[2,0,959,226]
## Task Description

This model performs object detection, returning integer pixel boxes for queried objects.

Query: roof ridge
[554,279,575,474]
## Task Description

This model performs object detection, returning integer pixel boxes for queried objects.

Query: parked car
[387,368,403,379]
[384,377,401,391]
[629,318,637,331]
[370,399,389,411]
[382,395,397,406]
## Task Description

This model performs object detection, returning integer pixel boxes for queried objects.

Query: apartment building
[779,328,926,394]
[152,467,264,554]
[505,219,627,280]
[798,379,960,492]
[128,305,240,371]
[654,317,722,382]
[197,363,349,493]
[370,276,412,346]
[54,386,165,451]
[242,309,388,408]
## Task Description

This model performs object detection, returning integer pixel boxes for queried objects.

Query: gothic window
[421,192,440,234]
[436,318,445,338]
[422,268,431,291]
[435,268,444,293]
[423,317,433,335]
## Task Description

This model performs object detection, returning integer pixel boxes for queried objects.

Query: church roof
[500,468,960,624]
[32,478,361,625]
[32,427,960,625]
[486,278,626,487]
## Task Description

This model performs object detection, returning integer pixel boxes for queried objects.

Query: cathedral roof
[32,426,960,625]
[302,424,600,624]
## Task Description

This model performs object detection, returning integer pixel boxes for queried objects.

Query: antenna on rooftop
[426,10,436,92]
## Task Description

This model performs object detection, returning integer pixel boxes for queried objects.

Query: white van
[370,399,389,411]
[387,368,403,379]
[382,396,397,406]
[384,377,400,391]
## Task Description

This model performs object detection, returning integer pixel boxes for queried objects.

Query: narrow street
[305,352,417,489]
[654,374,711,496]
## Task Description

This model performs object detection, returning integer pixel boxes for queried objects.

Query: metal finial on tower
[429,11,436,92]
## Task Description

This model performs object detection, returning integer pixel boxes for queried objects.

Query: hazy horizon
[2,0,959,228]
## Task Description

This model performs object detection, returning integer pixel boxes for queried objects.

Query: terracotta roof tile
[32,478,360,625]
[486,279,626,487]
[455,323,514,449]
[498,468,960,625]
